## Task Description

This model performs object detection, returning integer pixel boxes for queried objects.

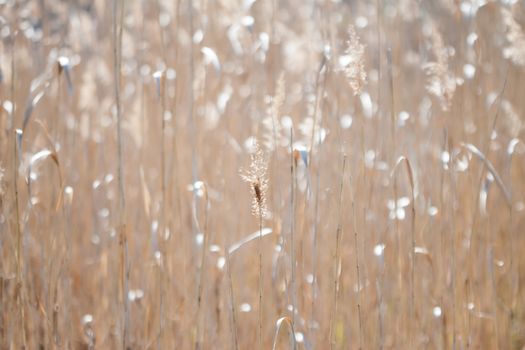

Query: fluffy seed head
[343,25,367,96]
[423,23,456,111]
[501,8,525,67]
[240,141,269,218]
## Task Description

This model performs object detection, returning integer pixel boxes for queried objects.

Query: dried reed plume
[423,23,456,111]
[263,73,286,152]
[501,8,525,66]
[240,142,269,218]
[343,25,367,96]
[271,74,286,129]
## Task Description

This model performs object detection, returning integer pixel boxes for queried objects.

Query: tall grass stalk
[351,177,363,350]
[450,166,457,350]
[113,0,129,347]
[290,128,297,339]
[387,46,405,346]
[329,155,346,349]
[188,0,197,186]
[153,67,169,346]
[9,19,25,346]
[507,138,523,315]
[195,182,209,350]
[240,142,268,350]
[391,156,416,348]
[376,3,384,348]
[310,132,323,349]
[14,129,26,348]
[225,250,239,350]
[258,195,263,350]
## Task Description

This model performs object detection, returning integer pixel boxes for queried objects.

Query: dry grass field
[1,0,525,349]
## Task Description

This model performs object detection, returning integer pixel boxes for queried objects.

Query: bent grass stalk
[226,226,274,347]
[461,141,512,348]
[271,316,297,350]
[26,144,63,348]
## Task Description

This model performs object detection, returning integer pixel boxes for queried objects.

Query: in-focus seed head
[240,141,268,218]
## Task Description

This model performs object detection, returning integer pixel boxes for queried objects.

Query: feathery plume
[501,8,525,66]
[240,141,269,218]
[262,73,286,151]
[423,23,456,111]
[342,25,367,96]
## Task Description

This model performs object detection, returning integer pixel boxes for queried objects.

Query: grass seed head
[501,7,525,66]
[344,25,367,96]
[240,141,268,218]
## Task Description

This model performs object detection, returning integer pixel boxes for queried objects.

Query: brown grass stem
[329,155,346,349]
[113,0,128,347]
